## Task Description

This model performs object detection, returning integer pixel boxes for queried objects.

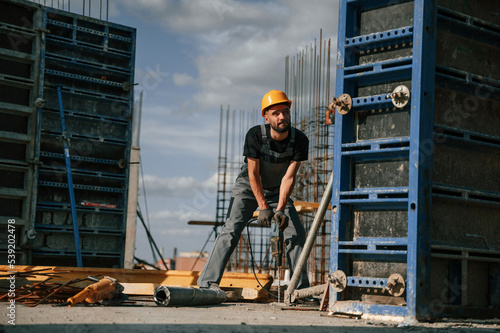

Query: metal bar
[406,0,437,319]
[346,276,387,288]
[45,36,132,58]
[330,301,409,317]
[55,85,82,267]
[285,172,333,304]
[40,151,121,165]
[45,69,122,87]
[38,181,124,193]
[46,19,132,41]
[292,284,326,302]
[345,25,414,49]
[437,7,500,48]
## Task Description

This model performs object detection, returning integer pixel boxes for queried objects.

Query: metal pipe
[56,86,83,267]
[285,171,333,304]
[292,284,327,303]
[131,90,143,147]
[154,286,227,307]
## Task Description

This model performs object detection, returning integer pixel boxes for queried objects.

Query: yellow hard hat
[261,90,292,116]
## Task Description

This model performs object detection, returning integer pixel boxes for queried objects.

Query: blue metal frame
[406,0,437,318]
[330,0,437,320]
[30,5,136,268]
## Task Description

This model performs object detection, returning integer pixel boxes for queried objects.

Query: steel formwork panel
[330,0,500,320]
[0,0,136,268]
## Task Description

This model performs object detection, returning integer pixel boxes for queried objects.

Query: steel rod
[292,283,327,301]
[285,171,333,304]
[56,86,83,267]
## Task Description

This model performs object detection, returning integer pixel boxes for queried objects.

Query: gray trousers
[197,187,310,289]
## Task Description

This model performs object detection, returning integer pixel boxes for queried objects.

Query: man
[197,90,310,294]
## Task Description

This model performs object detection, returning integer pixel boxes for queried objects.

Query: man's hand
[274,210,289,231]
[258,208,273,226]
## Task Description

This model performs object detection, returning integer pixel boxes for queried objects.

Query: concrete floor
[1,301,499,333]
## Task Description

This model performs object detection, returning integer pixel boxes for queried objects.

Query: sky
[57,0,340,264]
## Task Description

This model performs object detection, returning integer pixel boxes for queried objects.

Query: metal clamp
[388,85,410,108]
[329,270,347,292]
[35,98,46,108]
[386,273,405,296]
[122,81,139,92]
[329,93,352,115]
[26,228,37,240]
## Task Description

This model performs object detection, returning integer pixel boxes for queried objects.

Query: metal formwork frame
[330,0,437,319]
[24,2,136,268]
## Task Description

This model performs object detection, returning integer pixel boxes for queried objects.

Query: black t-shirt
[243,124,309,163]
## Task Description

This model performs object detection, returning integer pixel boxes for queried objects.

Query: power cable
[190,228,215,271]
[246,223,278,298]
[137,202,157,264]
[138,157,158,263]
[133,256,161,270]
[136,209,168,270]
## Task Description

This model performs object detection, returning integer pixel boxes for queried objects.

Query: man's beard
[271,122,290,133]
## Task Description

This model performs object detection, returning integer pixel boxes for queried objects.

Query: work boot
[208,283,222,291]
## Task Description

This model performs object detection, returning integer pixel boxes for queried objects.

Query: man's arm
[247,157,269,210]
[277,160,301,211]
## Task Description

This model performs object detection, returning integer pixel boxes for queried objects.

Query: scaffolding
[212,31,335,285]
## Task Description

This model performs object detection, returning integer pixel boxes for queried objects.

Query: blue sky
[63,0,340,263]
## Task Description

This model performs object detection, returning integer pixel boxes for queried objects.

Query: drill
[270,217,284,302]
[57,276,124,307]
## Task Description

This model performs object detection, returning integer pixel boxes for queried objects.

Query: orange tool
[60,276,123,307]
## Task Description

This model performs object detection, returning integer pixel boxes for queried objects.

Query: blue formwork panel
[330,0,500,320]
[32,5,136,268]
[0,0,136,268]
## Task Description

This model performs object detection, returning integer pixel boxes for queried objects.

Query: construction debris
[0,265,273,306]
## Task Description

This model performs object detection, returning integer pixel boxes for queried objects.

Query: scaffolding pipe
[154,286,227,307]
[285,171,333,305]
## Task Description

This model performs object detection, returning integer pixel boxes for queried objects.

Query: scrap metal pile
[0,268,88,307]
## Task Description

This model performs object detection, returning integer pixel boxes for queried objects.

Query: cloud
[138,104,221,157]
[150,209,213,225]
[118,0,287,34]
[173,73,195,86]
[141,172,217,197]
[160,228,206,236]
[121,0,338,111]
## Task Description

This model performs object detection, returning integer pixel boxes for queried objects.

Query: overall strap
[260,125,295,159]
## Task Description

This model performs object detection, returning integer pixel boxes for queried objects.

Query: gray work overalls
[198,124,310,290]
